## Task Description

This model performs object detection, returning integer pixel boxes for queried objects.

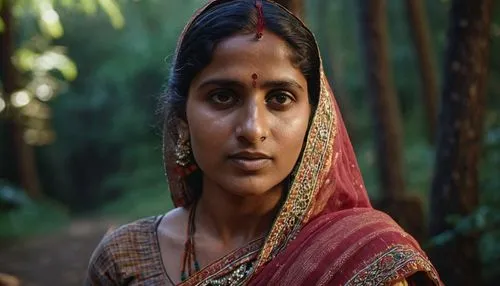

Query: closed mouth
[228,151,272,160]
[228,151,272,171]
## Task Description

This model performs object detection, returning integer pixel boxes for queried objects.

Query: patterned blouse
[85,215,175,285]
[85,215,414,286]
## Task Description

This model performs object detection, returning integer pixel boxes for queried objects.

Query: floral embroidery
[156,1,442,285]
[181,238,263,286]
[345,245,440,286]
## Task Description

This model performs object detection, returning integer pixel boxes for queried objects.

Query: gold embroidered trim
[256,72,337,268]
[345,245,440,286]
[182,238,263,286]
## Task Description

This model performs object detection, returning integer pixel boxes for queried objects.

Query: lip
[229,151,272,160]
[228,151,272,172]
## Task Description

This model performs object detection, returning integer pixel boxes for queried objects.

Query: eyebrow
[197,78,305,91]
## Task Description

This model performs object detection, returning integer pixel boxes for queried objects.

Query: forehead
[190,31,305,85]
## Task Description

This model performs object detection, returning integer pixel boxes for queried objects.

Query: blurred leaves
[0,198,70,238]
[309,0,500,281]
[426,205,500,281]
[15,47,77,80]
[0,0,123,146]
[30,0,200,211]
[81,0,98,14]
[37,0,64,38]
[0,0,499,280]
[38,50,78,80]
[1,0,125,37]
[427,206,500,248]
[97,0,124,29]
[0,180,30,211]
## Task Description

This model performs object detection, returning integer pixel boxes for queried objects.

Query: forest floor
[0,217,121,286]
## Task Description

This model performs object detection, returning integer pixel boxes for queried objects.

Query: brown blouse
[86,216,414,286]
[85,216,174,285]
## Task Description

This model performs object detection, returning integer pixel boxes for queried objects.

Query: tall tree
[0,0,42,198]
[273,0,304,18]
[0,0,123,198]
[358,0,406,198]
[429,0,493,285]
[358,0,426,241]
[405,0,439,144]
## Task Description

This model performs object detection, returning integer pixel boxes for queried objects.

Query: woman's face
[186,30,311,197]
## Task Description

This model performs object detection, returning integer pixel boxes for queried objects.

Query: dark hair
[162,0,321,203]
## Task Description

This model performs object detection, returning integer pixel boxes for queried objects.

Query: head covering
[163,1,442,285]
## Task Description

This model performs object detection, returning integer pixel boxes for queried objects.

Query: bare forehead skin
[216,31,290,63]
[189,30,306,89]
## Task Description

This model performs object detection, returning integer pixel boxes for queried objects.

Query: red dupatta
[163,1,442,285]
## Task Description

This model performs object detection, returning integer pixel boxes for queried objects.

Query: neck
[196,180,283,247]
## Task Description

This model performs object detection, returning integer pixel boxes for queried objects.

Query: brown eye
[209,90,236,106]
[266,91,295,109]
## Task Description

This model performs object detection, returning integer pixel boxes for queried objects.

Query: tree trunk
[358,0,427,242]
[405,0,439,144]
[0,0,42,198]
[429,0,493,285]
[273,0,304,18]
[358,0,406,198]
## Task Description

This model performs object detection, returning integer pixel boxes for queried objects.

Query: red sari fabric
[164,1,442,285]
[248,209,439,285]
[247,75,441,285]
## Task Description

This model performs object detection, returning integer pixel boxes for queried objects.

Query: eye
[209,89,237,106]
[266,91,295,109]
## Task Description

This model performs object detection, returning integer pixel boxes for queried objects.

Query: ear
[177,119,190,141]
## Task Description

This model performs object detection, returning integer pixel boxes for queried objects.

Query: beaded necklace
[181,201,201,281]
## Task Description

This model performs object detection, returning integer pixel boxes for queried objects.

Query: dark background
[0,0,499,285]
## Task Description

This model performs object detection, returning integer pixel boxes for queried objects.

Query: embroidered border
[256,72,337,268]
[181,238,263,286]
[345,245,440,286]
[171,0,340,274]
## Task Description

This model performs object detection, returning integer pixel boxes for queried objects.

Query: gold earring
[175,136,191,167]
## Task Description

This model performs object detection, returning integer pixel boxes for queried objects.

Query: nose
[235,98,269,144]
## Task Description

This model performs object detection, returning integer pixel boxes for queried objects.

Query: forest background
[0,0,499,285]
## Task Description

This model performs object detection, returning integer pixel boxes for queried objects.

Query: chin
[220,176,284,198]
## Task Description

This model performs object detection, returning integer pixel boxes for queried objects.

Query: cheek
[186,108,229,167]
[275,108,311,165]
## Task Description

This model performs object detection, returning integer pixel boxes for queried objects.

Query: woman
[86,0,442,285]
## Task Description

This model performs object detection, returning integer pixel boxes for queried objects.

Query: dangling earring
[174,136,198,176]
[175,136,191,167]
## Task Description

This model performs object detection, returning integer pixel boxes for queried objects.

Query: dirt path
[0,218,121,286]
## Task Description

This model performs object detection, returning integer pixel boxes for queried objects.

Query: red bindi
[252,73,258,88]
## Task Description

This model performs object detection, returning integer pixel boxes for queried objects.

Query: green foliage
[5,0,125,39]
[308,0,500,281]
[0,0,499,280]
[15,46,77,81]
[0,180,30,210]
[33,0,201,212]
[0,0,125,147]
[480,113,500,282]
[424,205,500,283]
[0,198,69,238]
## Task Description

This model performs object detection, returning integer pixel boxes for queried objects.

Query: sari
[161,1,443,285]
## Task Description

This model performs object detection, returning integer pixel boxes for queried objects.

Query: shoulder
[85,216,161,285]
[156,207,188,246]
[101,216,160,250]
[323,209,440,284]
[159,207,187,232]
